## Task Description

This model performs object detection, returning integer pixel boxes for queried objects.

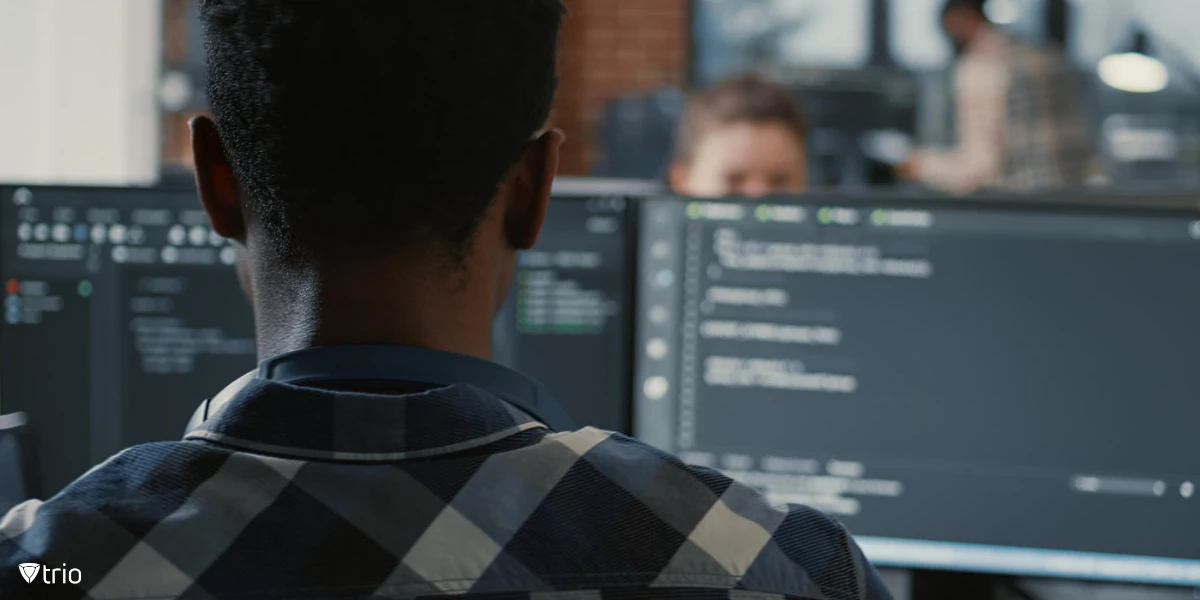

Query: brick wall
[161,0,691,175]
[554,0,690,174]
[161,0,195,171]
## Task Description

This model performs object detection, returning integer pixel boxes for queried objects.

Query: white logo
[16,562,81,585]
[18,563,39,584]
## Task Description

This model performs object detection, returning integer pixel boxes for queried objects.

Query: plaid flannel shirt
[0,346,891,600]
[914,28,1094,194]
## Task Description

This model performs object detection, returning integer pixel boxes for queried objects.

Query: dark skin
[190,115,566,361]
[941,7,989,54]
[897,7,989,181]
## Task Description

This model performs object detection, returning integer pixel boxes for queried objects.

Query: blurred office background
[2,4,1200,599]
[2,0,1197,191]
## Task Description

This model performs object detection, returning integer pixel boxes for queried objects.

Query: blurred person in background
[669,74,809,197]
[898,0,1094,194]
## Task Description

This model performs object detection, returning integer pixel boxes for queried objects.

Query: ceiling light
[1098,52,1170,93]
[985,0,1022,25]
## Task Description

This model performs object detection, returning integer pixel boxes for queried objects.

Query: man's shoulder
[541,429,882,598]
[548,427,857,531]
[0,441,232,564]
[0,429,887,599]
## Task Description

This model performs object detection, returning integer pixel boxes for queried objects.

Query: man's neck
[967,23,999,52]
[250,259,497,361]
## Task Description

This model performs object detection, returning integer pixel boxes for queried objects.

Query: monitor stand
[911,570,1001,600]
[909,571,1199,600]
[876,568,915,600]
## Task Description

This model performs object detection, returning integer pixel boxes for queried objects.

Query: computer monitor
[492,178,657,433]
[0,185,256,496]
[635,192,1200,586]
[0,412,33,512]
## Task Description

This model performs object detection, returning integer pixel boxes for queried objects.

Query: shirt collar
[183,345,572,462]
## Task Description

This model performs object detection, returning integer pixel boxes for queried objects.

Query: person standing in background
[898,0,1094,194]
[669,74,809,197]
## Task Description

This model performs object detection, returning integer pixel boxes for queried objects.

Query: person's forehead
[711,120,800,142]
[700,123,804,157]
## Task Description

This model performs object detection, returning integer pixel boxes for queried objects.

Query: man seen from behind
[0,2,892,598]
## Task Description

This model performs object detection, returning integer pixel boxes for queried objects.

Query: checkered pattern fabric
[915,28,1094,194]
[1,372,890,599]
[1002,36,1094,191]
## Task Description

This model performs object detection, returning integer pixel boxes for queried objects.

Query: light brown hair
[672,74,809,163]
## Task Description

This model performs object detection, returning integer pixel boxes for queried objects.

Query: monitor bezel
[665,188,1200,216]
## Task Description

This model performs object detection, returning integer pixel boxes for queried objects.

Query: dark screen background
[638,196,1200,563]
[494,195,635,433]
[0,186,256,496]
[3,187,635,495]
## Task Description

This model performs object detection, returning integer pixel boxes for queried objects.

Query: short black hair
[942,0,988,18]
[200,0,565,262]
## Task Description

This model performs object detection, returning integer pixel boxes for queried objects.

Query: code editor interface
[493,195,634,432]
[1,186,255,494]
[637,197,1200,562]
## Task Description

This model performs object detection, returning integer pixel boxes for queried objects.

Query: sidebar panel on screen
[118,265,255,448]
[0,186,256,496]
[493,195,635,433]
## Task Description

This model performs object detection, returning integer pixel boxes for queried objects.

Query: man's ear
[191,116,247,241]
[668,161,693,195]
[505,129,565,251]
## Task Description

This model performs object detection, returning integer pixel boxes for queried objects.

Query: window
[692,0,871,84]
[890,0,952,70]
[891,0,1046,71]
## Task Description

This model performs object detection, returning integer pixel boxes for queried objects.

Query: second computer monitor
[493,179,655,433]
[0,185,256,496]
[636,193,1200,586]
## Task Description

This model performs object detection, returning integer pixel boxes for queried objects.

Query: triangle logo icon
[18,563,40,584]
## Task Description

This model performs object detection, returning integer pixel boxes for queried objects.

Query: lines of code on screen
[0,186,256,495]
[636,196,1200,564]
[493,196,633,433]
